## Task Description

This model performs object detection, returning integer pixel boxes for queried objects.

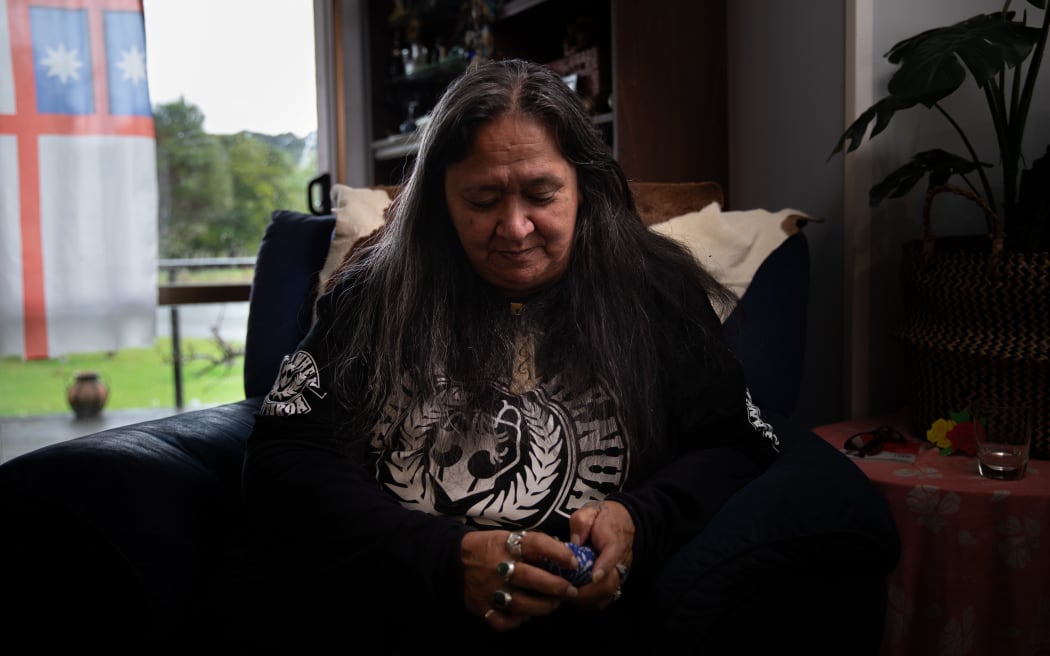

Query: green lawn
[0,337,245,417]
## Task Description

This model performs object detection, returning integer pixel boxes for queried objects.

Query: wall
[728,0,1050,429]
[727,0,846,428]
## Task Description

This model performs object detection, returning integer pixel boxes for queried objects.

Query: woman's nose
[496,198,534,240]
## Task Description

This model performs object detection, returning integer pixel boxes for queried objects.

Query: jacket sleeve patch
[260,350,328,417]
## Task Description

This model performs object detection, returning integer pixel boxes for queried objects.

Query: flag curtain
[0,0,157,360]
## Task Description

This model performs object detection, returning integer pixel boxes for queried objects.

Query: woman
[242,58,780,652]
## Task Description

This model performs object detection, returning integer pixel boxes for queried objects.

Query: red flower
[945,421,978,456]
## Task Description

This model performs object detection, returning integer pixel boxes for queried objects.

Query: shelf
[500,0,549,19]
[366,0,619,184]
[387,55,469,86]
[356,0,728,187]
[370,112,612,163]
[371,132,423,161]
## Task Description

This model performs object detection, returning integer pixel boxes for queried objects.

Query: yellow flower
[926,418,956,449]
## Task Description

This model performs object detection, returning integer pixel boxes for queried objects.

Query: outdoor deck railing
[158,257,254,409]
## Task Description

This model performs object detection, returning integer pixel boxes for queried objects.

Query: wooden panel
[631,181,724,225]
[157,283,251,306]
[333,0,347,185]
[612,0,727,185]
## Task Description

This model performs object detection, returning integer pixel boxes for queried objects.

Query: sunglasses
[843,425,909,458]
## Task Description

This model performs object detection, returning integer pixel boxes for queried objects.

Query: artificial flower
[926,417,955,450]
[926,409,978,456]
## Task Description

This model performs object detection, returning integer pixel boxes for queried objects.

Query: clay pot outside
[67,371,109,419]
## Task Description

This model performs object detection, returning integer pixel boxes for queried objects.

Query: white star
[40,43,84,84]
[117,45,146,85]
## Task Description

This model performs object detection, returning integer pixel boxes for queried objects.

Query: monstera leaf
[830,11,1041,158]
[830,1,1050,250]
[868,149,989,207]
[831,96,919,156]
[886,12,1041,104]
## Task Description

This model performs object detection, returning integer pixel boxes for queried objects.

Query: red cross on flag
[1,0,157,359]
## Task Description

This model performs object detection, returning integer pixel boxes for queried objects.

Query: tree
[153,99,231,258]
[153,99,317,258]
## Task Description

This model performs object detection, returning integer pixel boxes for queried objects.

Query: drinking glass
[972,403,1033,480]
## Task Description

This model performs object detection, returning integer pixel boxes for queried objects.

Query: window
[0,0,323,420]
[144,0,319,408]
[144,0,319,260]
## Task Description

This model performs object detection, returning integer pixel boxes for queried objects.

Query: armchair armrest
[0,399,261,647]
[646,412,900,653]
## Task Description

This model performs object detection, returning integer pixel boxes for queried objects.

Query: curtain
[0,0,157,359]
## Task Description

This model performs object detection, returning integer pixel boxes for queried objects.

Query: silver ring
[615,563,629,584]
[506,530,527,559]
[484,609,496,620]
[497,560,516,582]
[612,587,623,602]
[493,587,513,609]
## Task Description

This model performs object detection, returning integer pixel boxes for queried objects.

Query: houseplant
[832,0,1049,252]
[830,0,1049,455]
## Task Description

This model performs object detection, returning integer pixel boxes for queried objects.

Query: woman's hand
[460,529,580,631]
[564,500,635,610]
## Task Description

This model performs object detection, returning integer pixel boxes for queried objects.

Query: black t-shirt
[242,267,781,609]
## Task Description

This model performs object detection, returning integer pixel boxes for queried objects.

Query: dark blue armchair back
[243,210,335,398]
[722,230,810,417]
[243,210,811,419]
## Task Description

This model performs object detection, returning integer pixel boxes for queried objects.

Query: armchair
[0,182,900,652]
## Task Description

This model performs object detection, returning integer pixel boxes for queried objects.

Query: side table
[813,415,1050,656]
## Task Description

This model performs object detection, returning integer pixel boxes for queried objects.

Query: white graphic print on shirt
[370,376,629,528]
[745,388,780,452]
[260,351,327,416]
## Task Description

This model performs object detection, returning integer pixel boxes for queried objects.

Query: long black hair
[324,58,736,457]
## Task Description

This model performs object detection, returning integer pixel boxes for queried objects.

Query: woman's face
[444,113,579,297]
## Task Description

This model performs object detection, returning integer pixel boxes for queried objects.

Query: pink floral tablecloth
[814,415,1050,656]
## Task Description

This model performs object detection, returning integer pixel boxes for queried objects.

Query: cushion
[315,184,392,295]
[243,210,336,399]
[650,204,815,321]
[722,233,810,416]
[646,198,817,416]
[631,181,725,226]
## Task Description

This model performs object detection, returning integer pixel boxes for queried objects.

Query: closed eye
[462,180,563,210]
[467,198,500,210]
[525,192,557,205]
[465,193,554,210]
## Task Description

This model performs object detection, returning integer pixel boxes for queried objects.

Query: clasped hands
[461,500,634,632]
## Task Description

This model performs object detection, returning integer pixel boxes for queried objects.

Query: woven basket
[896,185,1050,458]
